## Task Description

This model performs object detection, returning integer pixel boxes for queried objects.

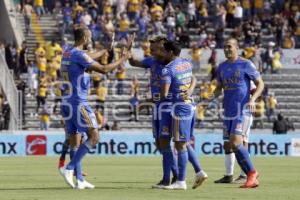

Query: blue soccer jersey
[161,57,195,142]
[217,57,260,136]
[60,46,98,134]
[216,57,260,118]
[141,57,165,102]
[141,57,172,139]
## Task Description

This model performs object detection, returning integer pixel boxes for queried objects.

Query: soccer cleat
[63,169,75,188]
[240,171,259,188]
[58,167,64,176]
[164,181,187,190]
[152,180,170,189]
[233,175,247,184]
[76,180,95,189]
[214,175,233,183]
[192,170,208,189]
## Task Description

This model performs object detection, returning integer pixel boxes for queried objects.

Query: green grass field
[0,157,299,200]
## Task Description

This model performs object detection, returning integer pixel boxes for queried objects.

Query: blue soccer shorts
[223,113,253,141]
[61,103,98,135]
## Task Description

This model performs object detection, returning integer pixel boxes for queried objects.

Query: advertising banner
[1,132,300,156]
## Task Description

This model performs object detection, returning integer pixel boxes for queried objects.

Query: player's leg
[166,114,193,190]
[188,111,208,189]
[215,120,234,183]
[58,136,69,171]
[230,115,258,188]
[64,104,98,189]
[152,105,177,189]
[233,114,253,184]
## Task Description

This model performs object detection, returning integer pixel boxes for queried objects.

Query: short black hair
[163,40,181,56]
[73,27,88,42]
[149,35,168,43]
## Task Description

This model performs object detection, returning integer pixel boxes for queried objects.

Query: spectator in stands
[262,41,275,73]
[34,43,46,61]
[19,41,29,74]
[96,81,108,112]
[127,0,141,22]
[233,1,243,28]
[137,10,150,41]
[282,31,296,49]
[189,43,202,74]
[226,0,237,28]
[34,0,45,20]
[45,40,62,62]
[273,113,288,134]
[27,60,38,97]
[115,65,126,95]
[36,75,48,113]
[5,44,15,72]
[52,83,62,115]
[129,76,140,122]
[253,96,265,129]
[39,104,51,130]
[271,47,282,73]
[2,101,10,130]
[175,26,190,48]
[266,93,277,122]
[111,121,120,130]
[117,12,130,40]
[62,2,73,35]
[295,18,300,48]
[81,10,92,26]
[196,103,205,128]
[187,0,196,27]
[17,80,26,124]
[95,106,110,130]
[23,1,33,35]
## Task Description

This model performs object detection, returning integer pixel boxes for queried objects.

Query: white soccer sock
[225,153,235,176]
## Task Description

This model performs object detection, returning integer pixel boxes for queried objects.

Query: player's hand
[180,89,193,100]
[127,33,136,50]
[248,99,256,113]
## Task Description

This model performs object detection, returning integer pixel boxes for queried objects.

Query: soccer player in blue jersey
[129,36,178,188]
[60,27,130,189]
[213,38,264,188]
[160,41,208,190]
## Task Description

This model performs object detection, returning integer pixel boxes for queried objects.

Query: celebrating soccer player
[213,38,264,188]
[160,40,208,190]
[60,26,131,189]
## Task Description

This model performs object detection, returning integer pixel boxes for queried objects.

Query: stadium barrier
[1,131,300,157]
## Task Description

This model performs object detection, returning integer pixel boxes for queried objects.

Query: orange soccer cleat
[240,171,259,188]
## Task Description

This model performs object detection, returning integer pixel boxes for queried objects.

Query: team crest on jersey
[161,126,170,135]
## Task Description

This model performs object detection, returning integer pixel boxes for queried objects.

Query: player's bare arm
[87,49,107,60]
[89,52,129,74]
[180,75,197,99]
[161,83,171,100]
[249,77,264,113]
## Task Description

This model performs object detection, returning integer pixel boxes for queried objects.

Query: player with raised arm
[129,36,178,188]
[213,38,264,188]
[160,41,208,190]
[60,26,131,189]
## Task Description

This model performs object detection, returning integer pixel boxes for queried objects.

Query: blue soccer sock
[161,146,175,184]
[66,140,91,181]
[234,144,255,175]
[177,149,188,181]
[171,152,178,179]
[187,143,202,173]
